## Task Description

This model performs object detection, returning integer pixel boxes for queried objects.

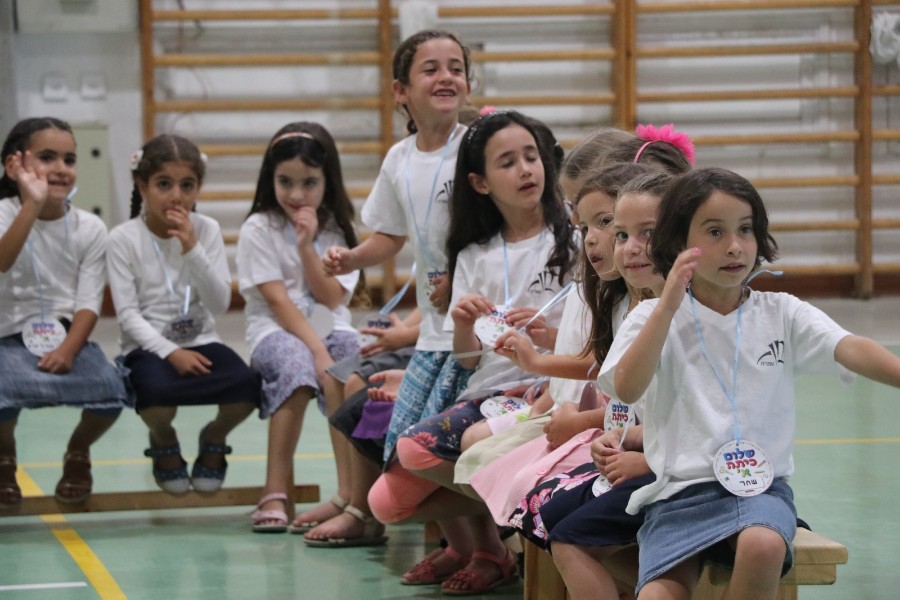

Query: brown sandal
[0,455,22,509]
[55,450,92,504]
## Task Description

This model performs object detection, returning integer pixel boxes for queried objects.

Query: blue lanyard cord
[686,270,783,444]
[688,287,743,444]
[404,124,460,270]
[380,261,416,317]
[501,240,511,307]
[151,238,192,317]
[25,239,47,322]
[517,281,575,334]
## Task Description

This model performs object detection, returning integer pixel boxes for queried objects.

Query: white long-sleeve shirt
[106,214,231,358]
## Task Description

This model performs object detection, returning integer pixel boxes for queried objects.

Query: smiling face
[393,37,470,127]
[685,190,758,301]
[467,123,545,223]
[138,161,200,237]
[25,127,77,212]
[576,190,619,281]
[613,191,665,294]
[273,157,325,220]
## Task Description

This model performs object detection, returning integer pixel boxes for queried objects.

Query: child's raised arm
[614,247,700,404]
[323,232,406,276]
[0,152,47,272]
[292,207,346,309]
[835,334,900,387]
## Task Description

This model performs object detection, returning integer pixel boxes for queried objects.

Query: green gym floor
[1,298,899,599]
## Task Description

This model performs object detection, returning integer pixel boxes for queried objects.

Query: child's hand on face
[165,206,198,254]
[167,348,212,376]
[293,206,319,248]
[428,274,451,313]
[659,247,701,313]
[323,246,352,276]
[450,294,494,330]
[8,151,49,209]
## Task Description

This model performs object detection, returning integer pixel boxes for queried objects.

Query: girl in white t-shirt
[599,167,900,600]
[108,134,259,496]
[0,117,129,508]
[368,110,578,594]
[237,122,364,533]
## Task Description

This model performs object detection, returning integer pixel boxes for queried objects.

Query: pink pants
[368,437,443,523]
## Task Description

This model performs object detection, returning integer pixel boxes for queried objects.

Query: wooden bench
[523,527,848,600]
[0,485,319,516]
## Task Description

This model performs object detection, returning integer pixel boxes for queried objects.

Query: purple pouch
[352,399,395,440]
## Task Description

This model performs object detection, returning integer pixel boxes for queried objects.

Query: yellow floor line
[17,468,127,600]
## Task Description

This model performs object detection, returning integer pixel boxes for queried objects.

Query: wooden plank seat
[523,527,848,600]
[0,485,319,517]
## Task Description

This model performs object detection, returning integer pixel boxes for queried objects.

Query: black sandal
[55,450,93,504]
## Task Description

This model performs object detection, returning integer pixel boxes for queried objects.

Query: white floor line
[0,582,88,592]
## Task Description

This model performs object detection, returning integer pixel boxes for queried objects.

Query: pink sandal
[251,492,289,533]
[401,546,468,586]
[440,548,518,596]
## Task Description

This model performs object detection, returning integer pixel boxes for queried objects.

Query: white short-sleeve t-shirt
[237,212,360,354]
[361,130,464,352]
[446,228,571,393]
[598,291,854,515]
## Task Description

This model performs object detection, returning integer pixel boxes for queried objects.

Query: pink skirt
[470,427,603,525]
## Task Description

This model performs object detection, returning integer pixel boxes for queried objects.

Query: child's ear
[391,79,408,105]
[468,172,489,195]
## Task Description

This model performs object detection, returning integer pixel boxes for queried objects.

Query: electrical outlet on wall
[41,74,68,102]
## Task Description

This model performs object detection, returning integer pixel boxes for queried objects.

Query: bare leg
[294,373,365,527]
[66,410,119,453]
[440,514,517,593]
[0,418,16,458]
[721,527,787,600]
[198,401,255,470]
[258,387,313,523]
[553,542,620,600]
[140,406,180,471]
[637,556,700,600]
[304,446,383,541]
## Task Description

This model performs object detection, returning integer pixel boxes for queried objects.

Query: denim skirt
[636,478,796,594]
[0,334,131,411]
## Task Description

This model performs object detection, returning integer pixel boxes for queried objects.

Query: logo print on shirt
[756,340,785,367]
[435,179,453,204]
[528,269,556,294]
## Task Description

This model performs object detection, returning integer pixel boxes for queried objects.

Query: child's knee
[460,420,491,452]
[396,436,443,471]
[367,465,440,524]
[735,526,787,567]
[368,474,415,524]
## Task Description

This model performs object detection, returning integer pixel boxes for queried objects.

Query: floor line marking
[0,582,88,591]
[21,452,334,469]
[795,437,900,445]
[16,469,127,600]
